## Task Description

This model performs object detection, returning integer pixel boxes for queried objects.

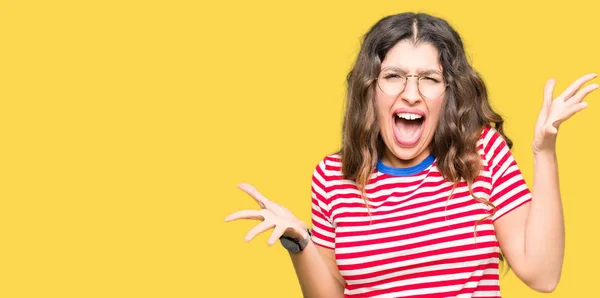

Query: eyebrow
[382,66,442,73]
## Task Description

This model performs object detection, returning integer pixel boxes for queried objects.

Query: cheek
[375,96,392,122]
[427,99,444,120]
[376,109,389,133]
[375,92,396,113]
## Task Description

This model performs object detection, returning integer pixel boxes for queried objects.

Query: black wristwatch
[280,229,312,253]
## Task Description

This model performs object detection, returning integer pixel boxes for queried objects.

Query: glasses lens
[377,68,406,96]
[418,72,446,99]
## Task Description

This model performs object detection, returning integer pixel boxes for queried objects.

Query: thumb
[546,122,559,135]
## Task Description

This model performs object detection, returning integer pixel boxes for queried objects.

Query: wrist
[532,140,557,156]
[280,228,312,253]
[533,150,558,168]
[532,149,557,159]
[283,221,309,239]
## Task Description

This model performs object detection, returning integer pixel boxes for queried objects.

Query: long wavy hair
[341,13,511,268]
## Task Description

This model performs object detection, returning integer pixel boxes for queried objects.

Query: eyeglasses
[376,67,448,99]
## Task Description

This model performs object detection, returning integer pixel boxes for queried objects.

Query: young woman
[225,12,597,297]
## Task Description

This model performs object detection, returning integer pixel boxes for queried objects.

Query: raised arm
[494,74,598,292]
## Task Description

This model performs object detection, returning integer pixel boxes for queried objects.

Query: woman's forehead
[381,40,442,72]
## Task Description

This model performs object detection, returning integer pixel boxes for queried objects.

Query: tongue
[396,118,421,139]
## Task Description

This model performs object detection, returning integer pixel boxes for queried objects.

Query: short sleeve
[310,159,336,249]
[483,127,533,222]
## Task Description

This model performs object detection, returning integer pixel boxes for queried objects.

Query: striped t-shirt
[310,126,532,298]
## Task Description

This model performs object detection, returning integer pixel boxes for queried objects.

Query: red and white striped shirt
[310,126,532,298]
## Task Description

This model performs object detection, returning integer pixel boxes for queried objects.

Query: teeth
[396,113,422,120]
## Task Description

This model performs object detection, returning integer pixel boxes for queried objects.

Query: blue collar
[376,154,435,177]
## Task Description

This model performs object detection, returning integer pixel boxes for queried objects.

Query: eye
[383,73,404,80]
[421,76,442,83]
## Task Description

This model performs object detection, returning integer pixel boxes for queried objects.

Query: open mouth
[393,112,425,146]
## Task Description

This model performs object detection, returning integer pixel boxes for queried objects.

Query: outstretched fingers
[566,83,599,105]
[225,209,265,222]
[558,73,597,101]
[237,182,271,209]
[556,102,590,126]
[245,220,275,242]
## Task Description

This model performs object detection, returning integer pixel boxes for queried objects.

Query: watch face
[280,237,301,253]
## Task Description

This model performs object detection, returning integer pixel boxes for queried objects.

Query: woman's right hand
[225,183,309,246]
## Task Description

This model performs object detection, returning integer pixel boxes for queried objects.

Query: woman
[225,12,597,297]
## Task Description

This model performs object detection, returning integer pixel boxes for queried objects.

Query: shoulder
[311,153,346,203]
[311,153,344,188]
[312,153,361,195]
[478,125,513,171]
[313,153,344,177]
[479,125,510,152]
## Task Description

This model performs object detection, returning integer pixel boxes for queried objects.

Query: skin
[376,40,444,168]
[225,38,598,295]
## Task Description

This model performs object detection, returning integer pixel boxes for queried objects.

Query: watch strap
[280,229,312,253]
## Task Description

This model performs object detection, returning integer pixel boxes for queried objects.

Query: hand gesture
[532,73,598,154]
[225,183,309,246]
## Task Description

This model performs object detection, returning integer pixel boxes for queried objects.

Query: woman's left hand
[532,73,598,154]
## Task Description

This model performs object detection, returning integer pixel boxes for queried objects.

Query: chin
[383,142,428,167]
[393,148,419,160]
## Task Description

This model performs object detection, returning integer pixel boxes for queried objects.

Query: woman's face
[376,40,445,168]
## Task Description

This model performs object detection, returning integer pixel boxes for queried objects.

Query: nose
[400,76,422,105]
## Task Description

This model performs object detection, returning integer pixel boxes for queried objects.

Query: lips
[392,108,425,147]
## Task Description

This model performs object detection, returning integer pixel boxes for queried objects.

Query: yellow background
[1,0,598,297]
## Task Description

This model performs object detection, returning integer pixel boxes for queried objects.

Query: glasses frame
[375,68,449,99]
